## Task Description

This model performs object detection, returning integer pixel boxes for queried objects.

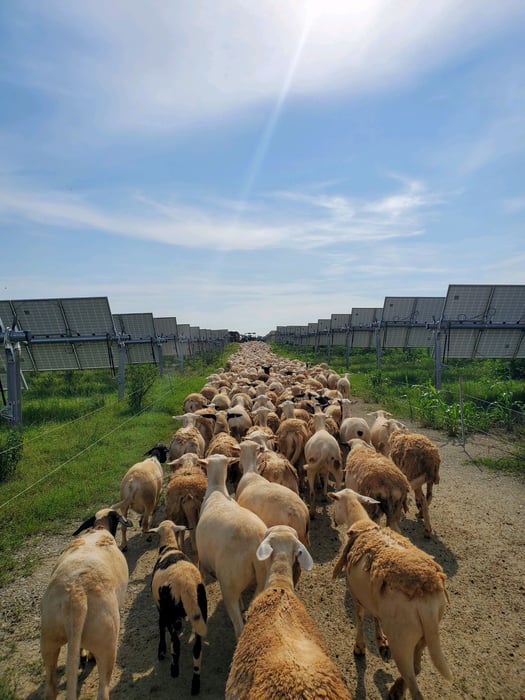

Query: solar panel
[382,327,408,348]
[317,319,331,332]
[113,312,156,339]
[475,329,523,358]
[154,317,178,356]
[444,329,480,358]
[485,285,525,323]
[2,297,114,336]
[382,297,444,324]
[406,327,436,348]
[350,308,381,327]
[442,285,493,322]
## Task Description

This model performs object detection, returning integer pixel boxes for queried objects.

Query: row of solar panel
[0,297,228,372]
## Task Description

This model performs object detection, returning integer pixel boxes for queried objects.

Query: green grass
[0,346,236,587]
[272,343,525,475]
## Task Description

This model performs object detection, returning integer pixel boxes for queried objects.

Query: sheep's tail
[332,538,352,579]
[181,582,207,639]
[65,585,88,700]
[418,601,452,681]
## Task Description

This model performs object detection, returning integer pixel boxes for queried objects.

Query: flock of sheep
[39,341,450,700]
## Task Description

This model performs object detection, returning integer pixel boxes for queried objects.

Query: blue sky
[1,1,524,336]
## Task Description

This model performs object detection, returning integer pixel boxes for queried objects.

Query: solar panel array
[272,285,525,360]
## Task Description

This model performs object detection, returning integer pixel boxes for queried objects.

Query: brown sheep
[331,488,451,700]
[344,438,410,533]
[165,458,208,556]
[225,526,351,700]
[388,429,441,538]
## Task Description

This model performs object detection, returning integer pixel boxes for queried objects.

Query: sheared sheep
[148,520,208,696]
[40,508,132,700]
[345,438,410,533]
[225,525,351,700]
[368,410,407,455]
[195,454,267,638]
[388,429,441,538]
[237,439,310,554]
[303,412,343,516]
[331,488,451,700]
[111,445,168,551]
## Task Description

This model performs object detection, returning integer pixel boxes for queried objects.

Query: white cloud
[0,177,443,251]
[6,1,525,133]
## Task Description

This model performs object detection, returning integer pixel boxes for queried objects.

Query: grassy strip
[272,343,525,475]
[0,347,235,587]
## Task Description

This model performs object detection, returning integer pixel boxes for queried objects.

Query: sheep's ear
[256,539,273,561]
[327,492,340,501]
[357,494,381,506]
[117,513,134,528]
[171,524,187,534]
[72,516,95,536]
[172,415,184,421]
[295,543,314,570]
[146,526,160,535]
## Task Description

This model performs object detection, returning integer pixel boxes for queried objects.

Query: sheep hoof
[171,663,180,678]
[388,678,405,699]
[424,530,432,539]
[191,675,200,695]
[353,644,366,657]
[121,545,128,553]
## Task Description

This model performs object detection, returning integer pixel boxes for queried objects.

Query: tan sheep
[337,372,351,399]
[183,392,209,413]
[344,438,410,533]
[40,508,132,700]
[331,488,451,700]
[256,446,300,495]
[388,429,441,538]
[195,454,267,638]
[165,457,208,555]
[111,445,168,551]
[169,413,207,461]
[237,439,310,554]
[225,525,351,700]
[148,520,207,695]
[303,412,343,516]
[368,410,407,455]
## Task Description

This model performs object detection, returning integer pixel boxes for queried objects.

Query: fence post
[459,376,466,448]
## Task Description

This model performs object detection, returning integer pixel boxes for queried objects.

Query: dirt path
[0,399,523,699]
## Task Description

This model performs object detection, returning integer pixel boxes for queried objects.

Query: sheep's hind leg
[352,599,367,656]
[374,617,390,661]
[191,634,203,695]
[169,619,182,678]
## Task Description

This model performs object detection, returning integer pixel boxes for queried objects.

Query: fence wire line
[0,384,175,511]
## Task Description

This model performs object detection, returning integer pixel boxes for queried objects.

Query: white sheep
[368,410,407,455]
[148,520,208,696]
[111,445,168,551]
[237,439,310,553]
[40,508,132,700]
[225,525,352,700]
[226,406,253,440]
[331,488,451,700]
[337,372,351,399]
[339,399,371,445]
[388,429,442,538]
[195,454,267,638]
[344,438,410,533]
[303,412,343,516]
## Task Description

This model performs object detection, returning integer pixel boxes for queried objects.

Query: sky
[1,1,524,337]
